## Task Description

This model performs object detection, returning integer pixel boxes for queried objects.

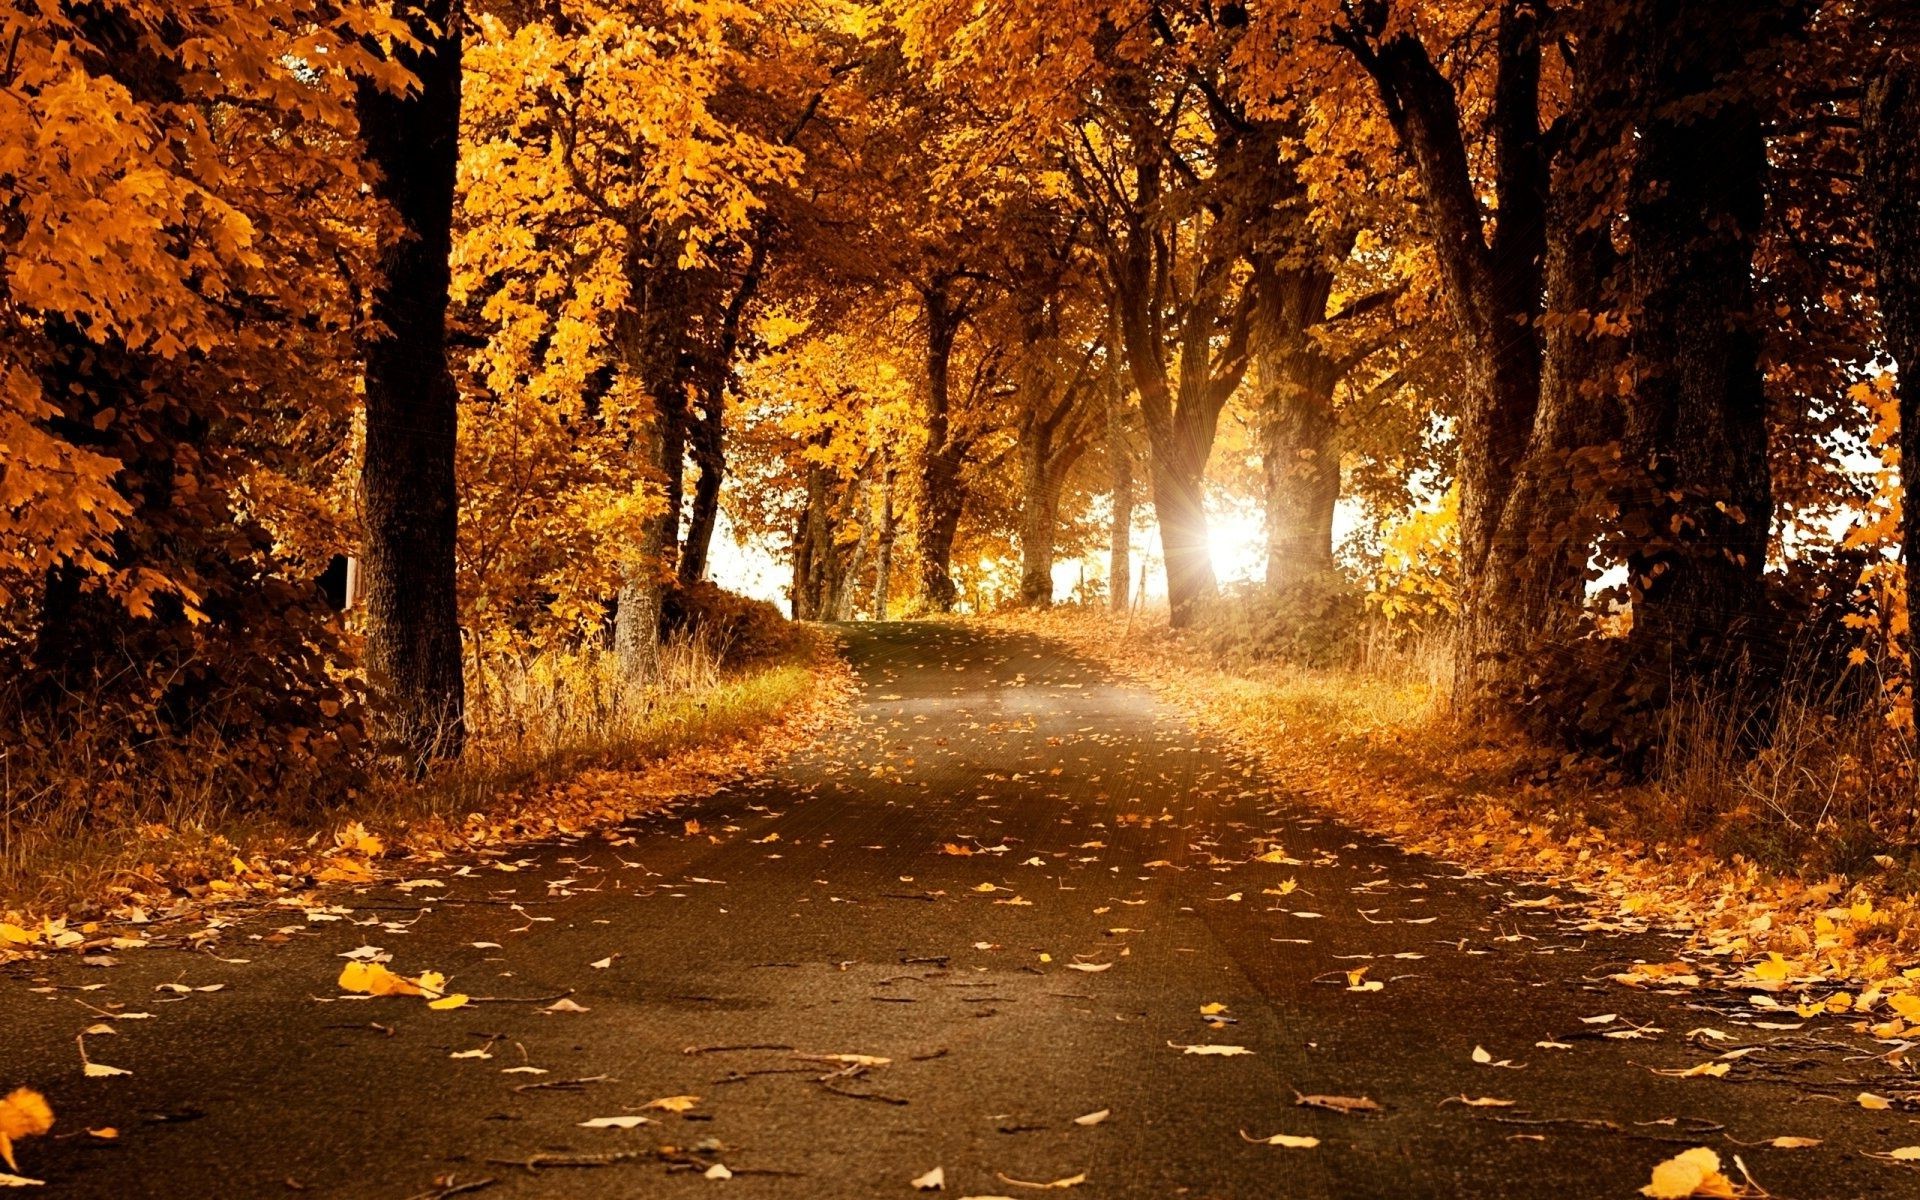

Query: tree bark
[1339,0,1547,692]
[917,283,967,612]
[1108,373,1133,613]
[613,392,669,681]
[679,394,723,584]
[1253,266,1342,590]
[357,0,467,764]
[1148,442,1214,622]
[1473,12,1637,676]
[1864,44,1920,672]
[1619,1,1773,669]
[874,468,896,620]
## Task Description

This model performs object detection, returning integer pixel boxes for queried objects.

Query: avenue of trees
[2,0,1918,802]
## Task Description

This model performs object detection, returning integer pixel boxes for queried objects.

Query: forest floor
[1,621,1917,1198]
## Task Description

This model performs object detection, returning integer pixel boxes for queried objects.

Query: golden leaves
[337,962,468,1010]
[1641,1148,1742,1199]
[0,1089,53,1173]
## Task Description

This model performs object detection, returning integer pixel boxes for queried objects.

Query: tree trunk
[1256,318,1340,590]
[1864,49,1920,672]
[679,398,723,584]
[1108,377,1133,613]
[1341,0,1546,692]
[1620,3,1772,669]
[613,398,669,681]
[357,0,466,764]
[917,285,966,612]
[1473,13,1636,681]
[1149,439,1215,626]
[1017,432,1058,606]
[874,468,896,620]
[791,460,838,621]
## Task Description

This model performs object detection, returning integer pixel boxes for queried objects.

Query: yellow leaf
[1641,1147,1736,1198]
[0,1089,53,1171]
[1240,1130,1318,1147]
[1768,1137,1819,1148]
[427,993,470,1010]
[337,961,424,997]
[1859,1092,1893,1110]
[645,1095,700,1113]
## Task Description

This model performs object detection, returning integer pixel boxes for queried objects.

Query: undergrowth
[1021,601,1920,886]
[0,629,834,917]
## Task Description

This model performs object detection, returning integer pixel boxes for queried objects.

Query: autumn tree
[0,0,395,809]
[1863,4,1920,667]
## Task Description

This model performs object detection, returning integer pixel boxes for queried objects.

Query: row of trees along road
[0,1,1916,793]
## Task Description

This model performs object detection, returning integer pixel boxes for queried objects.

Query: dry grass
[1013,604,1920,884]
[1004,604,1920,983]
[0,631,836,917]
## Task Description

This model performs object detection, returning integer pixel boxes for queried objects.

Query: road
[2,621,1910,1198]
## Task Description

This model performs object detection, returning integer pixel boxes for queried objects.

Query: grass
[0,630,844,920]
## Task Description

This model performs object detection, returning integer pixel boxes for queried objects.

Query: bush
[1196,575,1367,670]
[661,580,797,668]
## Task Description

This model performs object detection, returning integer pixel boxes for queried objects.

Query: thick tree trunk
[1620,5,1772,669]
[790,460,840,621]
[1342,0,1546,694]
[918,479,963,611]
[357,0,466,764]
[1017,433,1059,607]
[917,286,966,612]
[1108,380,1133,613]
[1256,330,1340,590]
[1473,15,1636,679]
[1149,441,1215,627]
[1865,52,1920,671]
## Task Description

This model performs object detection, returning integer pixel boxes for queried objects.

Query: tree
[1864,7,1920,669]
[359,0,469,763]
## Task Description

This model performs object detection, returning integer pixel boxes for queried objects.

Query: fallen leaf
[0,1090,53,1172]
[1065,963,1111,973]
[912,1166,945,1190]
[544,998,590,1013]
[1655,1062,1730,1079]
[645,1095,701,1113]
[1766,1137,1819,1149]
[1641,1147,1737,1198]
[704,1163,732,1180]
[1072,1109,1109,1127]
[994,1172,1086,1190]
[1859,1092,1893,1110]
[1239,1130,1319,1148]
[579,1116,651,1129]
[1294,1093,1380,1116]
[1168,1042,1252,1056]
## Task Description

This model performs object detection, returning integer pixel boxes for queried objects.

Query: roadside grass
[998,605,1920,983]
[0,630,848,922]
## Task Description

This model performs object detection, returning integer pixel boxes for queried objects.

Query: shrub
[1196,575,1368,670]
[661,580,797,668]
